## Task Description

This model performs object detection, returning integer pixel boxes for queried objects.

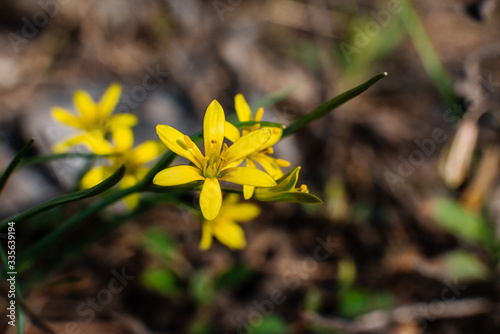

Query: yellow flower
[51,83,137,152]
[81,128,164,208]
[200,194,260,250]
[225,94,290,199]
[153,100,277,220]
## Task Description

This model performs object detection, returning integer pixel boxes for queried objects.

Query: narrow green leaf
[0,138,35,196]
[20,152,116,167]
[233,120,285,129]
[282,72,387,137]
[400,0,456,107]
[440,250,490,282]
[430,197,494,248]
[0,166,125,227]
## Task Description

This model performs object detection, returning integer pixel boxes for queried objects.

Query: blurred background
[1,0,500,333]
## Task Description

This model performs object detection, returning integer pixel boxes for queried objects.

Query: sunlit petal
[80,166,113,189]
[213,218,246,249]
[222,203,260,221]
[200,178,222,220]
[156,125,203,169]
[243,159,257,199]
[260,127,283,149]
[53,133,91,153]
[153,165,204,186]
[51,107,82,128]
[99,83,121,118]
[132,141,165,164]
[222,129,271,165]
[253,154,285,179]
[204,100,225,157]
[220,167,276,187]
[74,90,97,123]
[111,127,134,153]
[225,121,241,143]
[109,113,138,130]
[235,94,252,122]
[199,221,214,250]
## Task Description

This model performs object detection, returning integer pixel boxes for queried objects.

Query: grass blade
[283,72,387,137]
[0,138,35,196]
[0,166,125,227]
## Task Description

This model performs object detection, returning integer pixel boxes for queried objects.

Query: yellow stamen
[300,184,309,193]
[266,147,274,155]
[276,159,290,167]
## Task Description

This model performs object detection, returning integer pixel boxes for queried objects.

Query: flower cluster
[53,85,321,250]
[51,84,164,208]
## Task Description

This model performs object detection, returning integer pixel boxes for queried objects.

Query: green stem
[283,72,388,137]
[0,138,35,196]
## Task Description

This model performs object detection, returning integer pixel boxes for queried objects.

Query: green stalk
[283,72,387,137]
[0,138,35,196]
[0,166,125,228]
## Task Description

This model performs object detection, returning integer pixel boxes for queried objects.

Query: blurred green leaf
[339,288,392,318]
[144,228,177,260]
[1,166,125,228]
[305,290,322,312]
[337,258,356,288]
[430,197,494,248]
[215,262,256,290]
[441,250,490,282]
[190,270,216,304]
[0,138,35,196]
[142,268,179,296]
[251,316,288,334]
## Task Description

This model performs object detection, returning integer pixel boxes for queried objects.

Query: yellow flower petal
[82,131,113,154]
[213,218,246,249]
[156,125,204,169]
[225,121,241,143]
[204,100,225,157]
[220,167,276,187]
[108,113,138,130]
[99,83,121,118]
[120,174,140,209]
[222,129,271,165]
[254,107,264,122]
[132,141,165,164]
[81,166,113,189]
[153,165,204,186]
[51,107,82,128]
[199,221,214,250]
[243,159,256,199]
[200,178,222,220]
[261,127,283,149]
[221,203,260,222]
[235,94,252,122]
[253,154,285,179]
[53,133,91,153]
[73,90,97,123]
[112,128,134,153]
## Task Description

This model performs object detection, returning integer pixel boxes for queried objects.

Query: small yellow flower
[51,83,137,152]
[81,128,164,208]
[200,194,260,250]
[153,100,277,220]
[225,94,290,199]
